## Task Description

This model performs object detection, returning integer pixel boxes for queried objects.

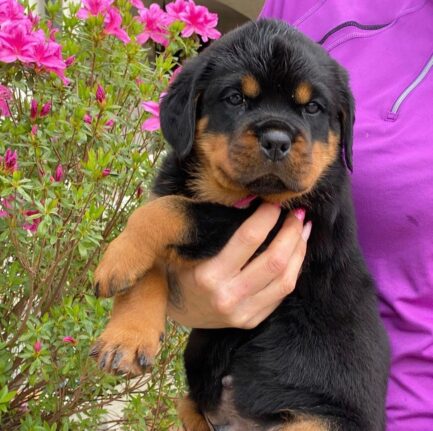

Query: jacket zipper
[386,53,433,121]
[318,20,390,45]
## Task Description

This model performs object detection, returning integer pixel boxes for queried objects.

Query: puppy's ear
[337,69,355,172]
[160,56,207,158]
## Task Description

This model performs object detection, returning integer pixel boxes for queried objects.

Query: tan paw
[90,324,164,376]
[94,234,154,298]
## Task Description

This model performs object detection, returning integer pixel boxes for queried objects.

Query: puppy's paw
[90,325,164,376]
[94,235,154,298]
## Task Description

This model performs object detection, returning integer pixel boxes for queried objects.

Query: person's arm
[167,203,312,329]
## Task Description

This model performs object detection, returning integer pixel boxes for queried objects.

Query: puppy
[92,20,390,430]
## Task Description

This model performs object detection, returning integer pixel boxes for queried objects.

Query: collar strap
[233,195,257,209]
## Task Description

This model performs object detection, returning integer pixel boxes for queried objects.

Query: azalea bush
[0,0,220,429]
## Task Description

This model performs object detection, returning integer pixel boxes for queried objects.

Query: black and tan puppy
[92,20,390,430]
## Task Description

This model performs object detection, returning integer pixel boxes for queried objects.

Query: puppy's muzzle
[253,118,298,162]
[260,128,291,161]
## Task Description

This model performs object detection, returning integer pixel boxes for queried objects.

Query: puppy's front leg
[91,266,168,375]
[94,195,195,298]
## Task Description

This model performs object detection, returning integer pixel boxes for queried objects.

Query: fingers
[167,206,312,330]
[211,203,281,278]
[231,211,305,300]
[242,300,281,329]
[252,222,311,306]
[222,222,310,329]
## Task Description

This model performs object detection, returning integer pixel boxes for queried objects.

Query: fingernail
[293,208,306,221]
[301,221,312,242]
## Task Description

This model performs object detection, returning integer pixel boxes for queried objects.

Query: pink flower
[141,100,160,131]
[1,148,18,173]
[33,340,42,353]
[62,336,77,344]
[0,21,36,64]
[180,0,220,42]
[28,30,67,83]
[40,101,51,117]
[102,168,111,177]
[0,84,11,117]
[65,55,75,67]
[83,113,92,124]
[23,210,41,232]
[165,0,189,21]
[96,84,105,104]
[130,0,145,10]
[0,18,68,83]
[0,0,26,24]
[76,0,129,44]
[136,4,171,46]
[27,11,39,27]
[105,118,114,127]
[0,195,13,218]
[30,98,38,119]
[31,124,38,135]
[77,0,113,19]
[53,164,63,181]
[104,7,130,43]
[49,27,58,41]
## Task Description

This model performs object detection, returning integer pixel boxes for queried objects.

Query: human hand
[166,203,312,329]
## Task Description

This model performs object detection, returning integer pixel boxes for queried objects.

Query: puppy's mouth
[246,174,304,195]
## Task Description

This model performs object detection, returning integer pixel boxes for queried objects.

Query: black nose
[260,129,291,161]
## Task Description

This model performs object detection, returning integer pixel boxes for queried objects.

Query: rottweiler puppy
[92,20,390,431]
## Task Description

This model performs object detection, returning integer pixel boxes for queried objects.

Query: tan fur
[94,267,168,375]
[190,131,249,206]
[93,195,205,374]
[265,132,339,204]
[242,74,260,98]
[191,127,340,207]
[280,419,330,431]
[94,195,192,297]
[178,396,210,431]
[294,82,312,104]
[302,131,339,189]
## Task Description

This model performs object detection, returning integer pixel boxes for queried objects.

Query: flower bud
[54,164,63,182]
[30,99,38,120]
[34,340,42,353]
[40,101,52,117]
[96,85,106,104]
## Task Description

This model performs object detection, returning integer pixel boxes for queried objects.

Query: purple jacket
[261,1,433,430]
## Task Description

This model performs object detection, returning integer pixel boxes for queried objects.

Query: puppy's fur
[93,20,390,430]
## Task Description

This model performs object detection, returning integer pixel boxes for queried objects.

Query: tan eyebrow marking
[241,74,260,98]
[294,82,313,104]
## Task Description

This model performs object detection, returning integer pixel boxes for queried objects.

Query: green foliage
[0,0,202,428]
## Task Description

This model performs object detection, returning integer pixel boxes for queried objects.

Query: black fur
[156,20,389,431]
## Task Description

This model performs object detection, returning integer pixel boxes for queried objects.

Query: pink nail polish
[293,208,306,221]
[302,221,312,242]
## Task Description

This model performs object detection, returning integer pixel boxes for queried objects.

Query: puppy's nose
[260,129,291,161]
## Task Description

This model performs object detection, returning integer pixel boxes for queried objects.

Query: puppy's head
[160,20,354,205]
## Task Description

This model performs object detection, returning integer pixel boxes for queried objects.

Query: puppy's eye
[303,102,321,114]
[226,93,245,106]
